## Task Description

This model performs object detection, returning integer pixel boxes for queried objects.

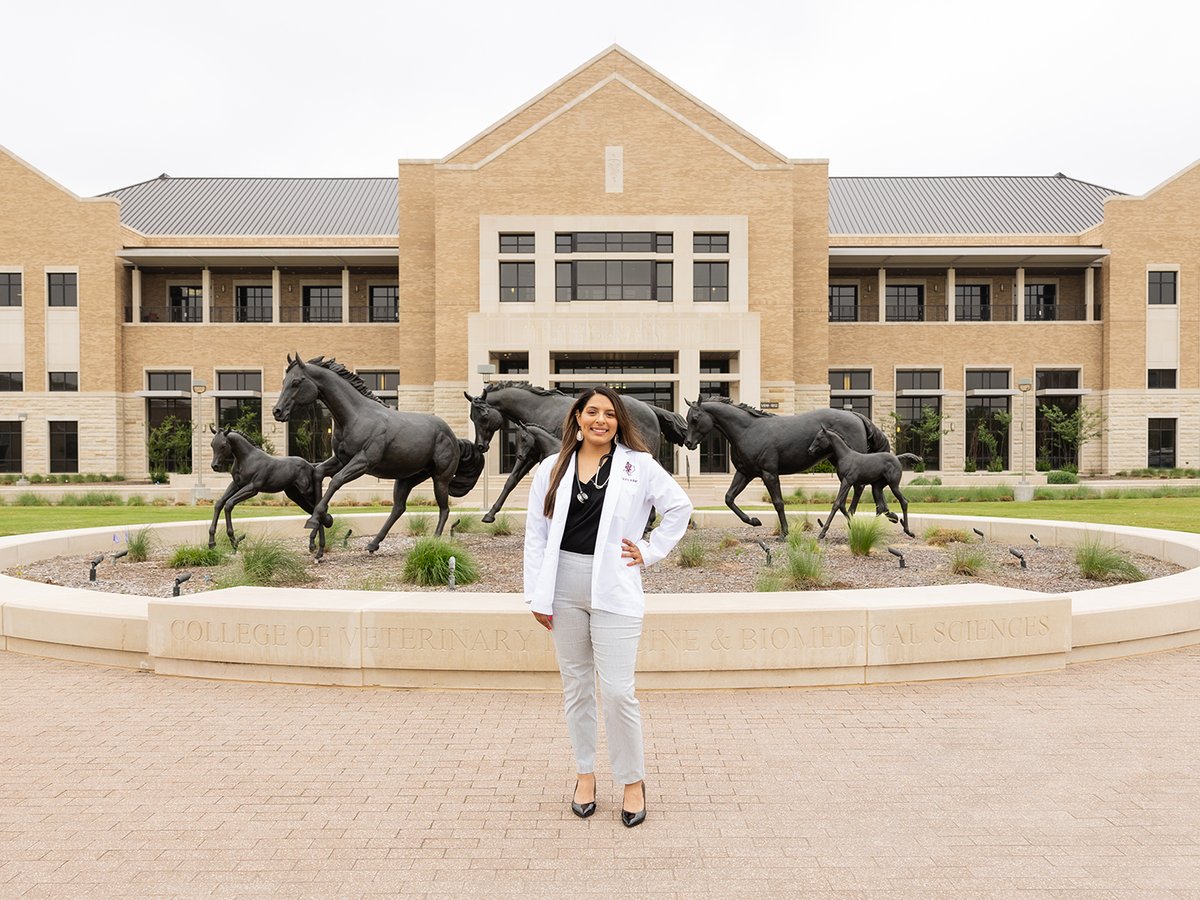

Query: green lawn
[0,504,393,537]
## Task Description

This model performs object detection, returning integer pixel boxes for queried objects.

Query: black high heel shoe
[571,779,596,819]
[621,781,646,828]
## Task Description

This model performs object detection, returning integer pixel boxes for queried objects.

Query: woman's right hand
[532,612,553,631]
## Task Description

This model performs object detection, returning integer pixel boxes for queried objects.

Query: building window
[965,370,1010,472]
[1025,283,1058,321]
[500,262,535,302]
[499,233,535,254]
[693,262,728,302]
[491,356,531,474]
[147,371,193,473]
[0,372,22,391]
[829,369,872,418]
[1148,271,1177,305]
[168,285,202,322]
[895,369,942,469]
[303,286,342,323]
[216,371,264,436]
[287,400,333,464]
[49,421,78,473]
[369,285,399,322]
[555,232,672,253]
[0,421,20,473]
[885,285,924,322]
[47,272,77,307]
[828,285,858,322]
[1034,369,1081,470]
[956,284,991,322]
[236,285,272,323]
[1148,419,1176,468]
[48,371,79,392]
[358,369,400,408]
[555,261,672,302]
[147,371,191,392]
[0,272,21,307]
[1148,369,1177,389]
[693,233,729,253]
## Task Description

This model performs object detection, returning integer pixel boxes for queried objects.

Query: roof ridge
[101,175,397,196]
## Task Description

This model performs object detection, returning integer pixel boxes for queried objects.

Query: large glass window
[699,355,733,474]
[1148,418,1176,468]
[829,369,872,417]
[1034,368,1081,471]
[1148,369,1177,389]
[48,372,78,392]
[894,369,942,469]
[0,273,22,307]
[693,262,728,302]
[287,400,333,464]
[555,261,672,302]
[49,421,78,473]
[47,273,77,307]
[965,370,1010,472]
[1148,271,1177,305]
[828,285,858,322]
[303,286,342,323]
[555,232,672,253]
[216,371,264,440]
[493,356,530,474]
[499,233,535,254]
[168,285,202,322]
[147,371,191,392]
[369,285,398,322]
[956,284,991,321]
[236,285,272,323]
[146,371,193,473]
[886,285,924,322]
[1025,283,1058,321]
[500,262,535,302]
[0,372,23,391]
[358,369,400,408]
[0,421,21,473]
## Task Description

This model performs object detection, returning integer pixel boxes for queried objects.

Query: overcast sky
[3,0,1197,198]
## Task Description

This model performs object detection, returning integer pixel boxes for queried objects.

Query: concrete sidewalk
[1,648,1198,898]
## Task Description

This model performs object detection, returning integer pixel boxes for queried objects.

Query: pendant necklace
[576,454,612,503]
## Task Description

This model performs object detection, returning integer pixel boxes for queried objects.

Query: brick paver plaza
[1,647,1198,898]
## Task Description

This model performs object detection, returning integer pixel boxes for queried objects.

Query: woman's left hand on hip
[620,538,643,567]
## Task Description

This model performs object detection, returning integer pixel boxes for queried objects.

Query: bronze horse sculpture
[207,425,333,558]
[807,425,920,540]
[683,397,893,539]
[476,421,559,523]
[272,355,484,550]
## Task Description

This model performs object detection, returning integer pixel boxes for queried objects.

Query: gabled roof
[100,177,398,236]
[829,175,1124,235]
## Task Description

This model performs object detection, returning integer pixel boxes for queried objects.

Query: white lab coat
[523,442,693,618]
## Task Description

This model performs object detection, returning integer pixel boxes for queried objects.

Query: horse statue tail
[896,453,922,468]
[449,439,487,497]
[652,405,690,446]
[855,412,892,453]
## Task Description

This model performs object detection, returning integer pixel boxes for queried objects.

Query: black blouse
[559,452,613,555]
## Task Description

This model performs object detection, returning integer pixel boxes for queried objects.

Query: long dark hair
[543,387,651,518]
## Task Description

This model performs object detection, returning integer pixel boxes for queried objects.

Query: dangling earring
[576,428,583,442]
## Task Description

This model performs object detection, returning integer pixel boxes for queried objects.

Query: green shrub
[1046,470,1079,484]
[236,537,311,586]
[66,492,123,506]
[949,544,989,577]
[755,571,786,592]
[678,538,706,568]
[1075,539,1145,583]
[125,494,147,506]
[28,474,44,484]
[924,527,971,546]
[14,492,50,507]
[847,516,887,557]
[485,514,513,536]
[402,537,479,586]
[1033,485,1095,500]
[451,516,477,535]
[124,527,155,563]
[169,543,227,568]
[149,471,169,485]
[407,515,431,536]
[783,543,826,588]
[804,458,836,475]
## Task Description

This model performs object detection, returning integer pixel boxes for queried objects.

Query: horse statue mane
[481,379,566,398]
[290,355,386,406]
[701,395,776,418]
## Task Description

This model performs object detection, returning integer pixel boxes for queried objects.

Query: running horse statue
[807,425,921,540]
[474,420,559,523]
[207,425,333,558]
[463,381,689,520]
[272,355,485,551]
[683,397,893,539]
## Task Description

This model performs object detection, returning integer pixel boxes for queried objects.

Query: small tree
[1040,403,1104,470]
[147,416,194,477]
[222,402,275,454]
[891,406,950,471]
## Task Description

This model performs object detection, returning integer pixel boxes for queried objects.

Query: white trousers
[552,551,645,785]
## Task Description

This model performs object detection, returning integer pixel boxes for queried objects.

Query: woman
[524,387,693,827]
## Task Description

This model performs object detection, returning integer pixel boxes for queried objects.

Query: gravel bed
[7,521,1183,597]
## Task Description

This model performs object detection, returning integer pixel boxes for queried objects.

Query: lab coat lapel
[595,443,629,549]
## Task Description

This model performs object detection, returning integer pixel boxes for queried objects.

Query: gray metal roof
[829,175,1124,235]
[101,177,398,236]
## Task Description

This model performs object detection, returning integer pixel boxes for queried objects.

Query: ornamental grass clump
[1075,539,1145,583]
[924,527,972,547]
[407,514,431,536]
[949,544,989,577]
[485,514,513,536]
[782,542,826,589]
[402,537,479,587]
[124,526,155,563]
[169,543,227,568]
[847,515,887,557]
[678,538,706,569]
[236,536,311,586]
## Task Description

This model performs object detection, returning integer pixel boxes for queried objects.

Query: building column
[341,267,350,323]
[131,267,142,323]
[272,268,281,324]
[878,268,887,321]
[946,267,956,322]
[1085,267,1095,322]
[201,268,211,324]
[1015,267,1025,322]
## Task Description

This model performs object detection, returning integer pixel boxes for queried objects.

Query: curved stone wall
[1,512,1198,688]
